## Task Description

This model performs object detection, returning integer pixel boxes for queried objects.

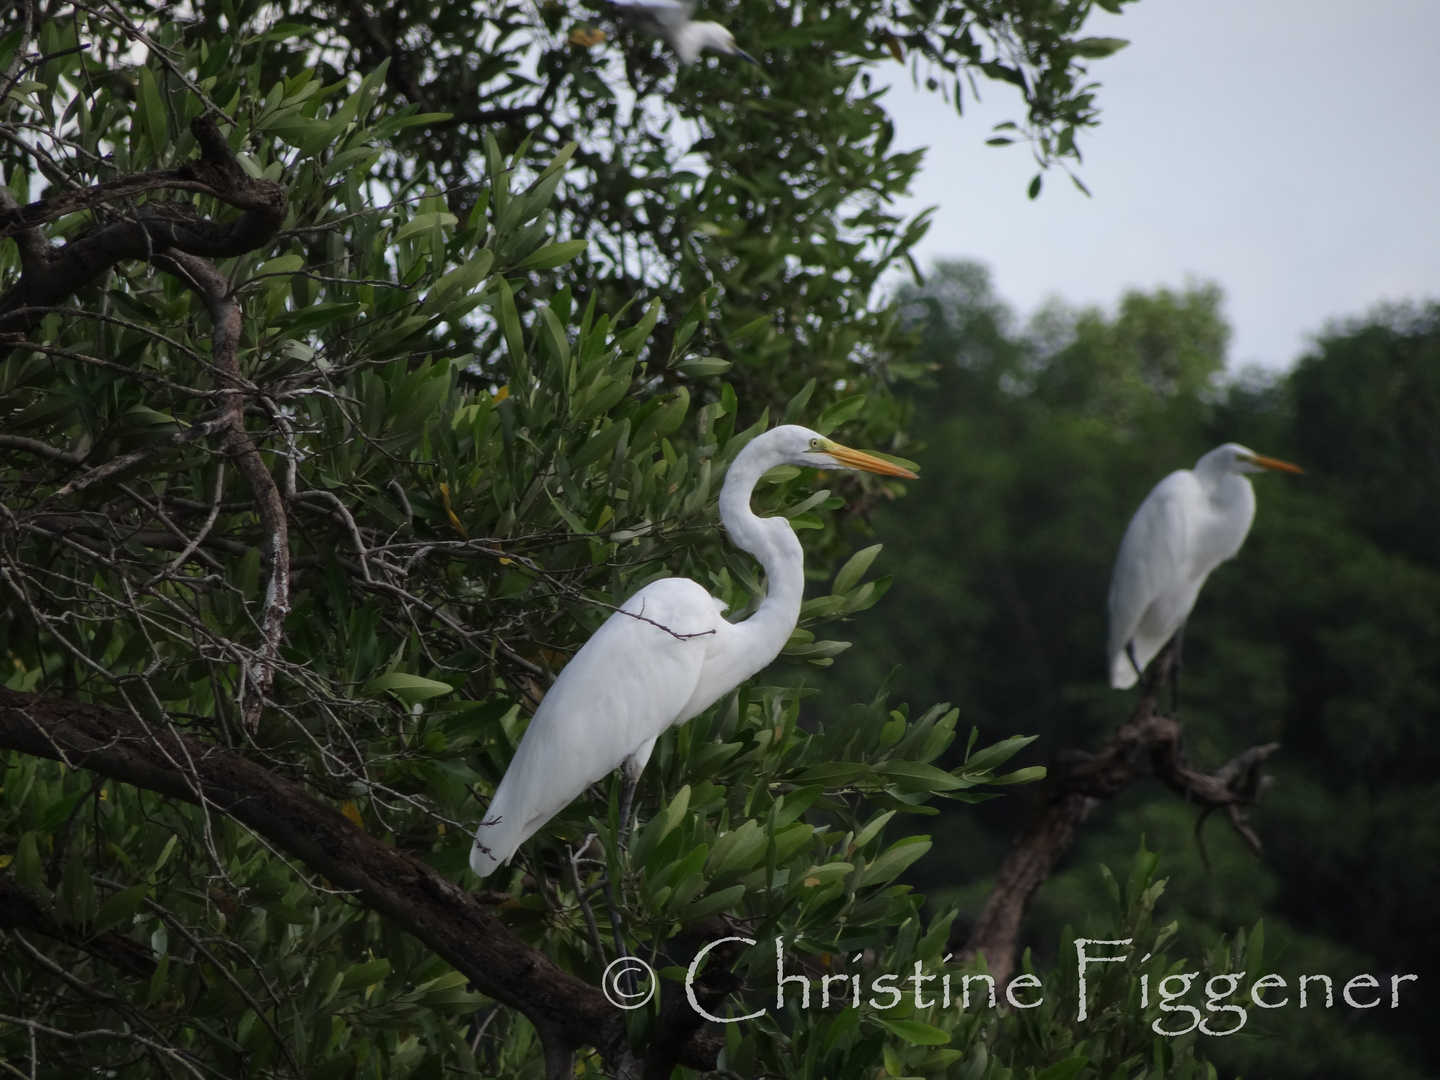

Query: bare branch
[960,644,1281,985]
[151,249,288,733]
[0,433,86,466]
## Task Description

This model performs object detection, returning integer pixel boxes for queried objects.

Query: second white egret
[1107,442,1303,691]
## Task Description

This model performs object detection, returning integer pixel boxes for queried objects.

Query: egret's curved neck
[718,443,806,655]
[1196,458,1251,506]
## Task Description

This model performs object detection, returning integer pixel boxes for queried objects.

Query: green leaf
[272,302,362,339]
[683,884,745,922]
[816,393,866,435]
[860,836,931,886]
[677,356,732,378]
[988,765,1047,785]
[138,66,167,158]
[963,734,1036,773]
[518,239,587,271]
[782,639,851,662]
[834,544,882,595]
[363,672,455,703]
[339,958,391,991]
[432,249,495,301]
[95,884,151,930]
[1071,36,1129,58]
[873,761,967,792]
[394,211,458,243]
[262,900,310,924]
[1037,1057,1090,1080]
[1028,173,1043,200]
[150,834,179,877]
[265,113,337,155]
[14,832,44,893]
[879,1018,950,1045]
[256,254,305,277]
[795,762,869,786]
[798,862,852,886]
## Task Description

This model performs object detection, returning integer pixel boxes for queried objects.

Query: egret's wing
[472,577,721,874]
[1106,473,1193,686]
[610,0,694,30]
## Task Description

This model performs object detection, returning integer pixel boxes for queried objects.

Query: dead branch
[960,644,1281,986]
[151,249,289,733]
[0,687,723,1074]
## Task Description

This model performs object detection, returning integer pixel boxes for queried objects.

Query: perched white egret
[1107,443,1303,691]
[610,0,758,65]
[471,425,915,876]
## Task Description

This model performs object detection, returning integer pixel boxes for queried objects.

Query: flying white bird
[610,0,757,65]
[1107,442,1303,691]
[471,425,915,876]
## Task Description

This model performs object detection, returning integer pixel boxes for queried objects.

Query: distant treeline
[831,261,1440,1080]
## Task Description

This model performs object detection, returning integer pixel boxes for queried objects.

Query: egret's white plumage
[471,425,914,876]
[1106,442,1303,690]
[611,0,757,65]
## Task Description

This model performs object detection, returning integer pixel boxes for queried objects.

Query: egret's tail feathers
[1109,652,1140,690]
[470,823,513,878]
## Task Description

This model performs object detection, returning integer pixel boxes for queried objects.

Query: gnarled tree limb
[0,688,721,1073]
[960,644,1281,985]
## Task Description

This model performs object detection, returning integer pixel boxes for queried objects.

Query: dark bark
[0,875,157,977]
[960,644,1280,985]
[0,688,711,1072]
[641,941,741,1080]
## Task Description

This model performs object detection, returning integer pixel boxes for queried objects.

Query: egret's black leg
[602,873,634,997]
[616,771,639,852]
[604,770,642,998]
[1170,624,1185,716]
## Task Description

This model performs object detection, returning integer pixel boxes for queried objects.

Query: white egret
[610,0,758,66]
[1107,443,1303,691]
[471,425,915,876]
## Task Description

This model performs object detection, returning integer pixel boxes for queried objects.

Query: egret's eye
[809,438,821,450]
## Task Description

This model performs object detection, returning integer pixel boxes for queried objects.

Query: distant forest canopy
[831,260,1440,1080]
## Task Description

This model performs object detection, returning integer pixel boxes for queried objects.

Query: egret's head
[770,425,918,478]
[1215,442,1305,476]
[681,21,757,64]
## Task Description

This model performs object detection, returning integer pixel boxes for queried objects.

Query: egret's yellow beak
[826,442,919,479]
[1238,452,1305,475]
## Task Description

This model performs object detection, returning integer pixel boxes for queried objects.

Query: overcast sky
[878,0,1440,372]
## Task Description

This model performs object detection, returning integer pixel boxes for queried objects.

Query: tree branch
[150,249,289,733]
[0,116,288,335]
[0,688,724,1072]
[0,875,157,977]
[960,644,1281,985]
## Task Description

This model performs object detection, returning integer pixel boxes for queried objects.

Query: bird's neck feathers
[1193,452,1253,506]
[718,439,807,640]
